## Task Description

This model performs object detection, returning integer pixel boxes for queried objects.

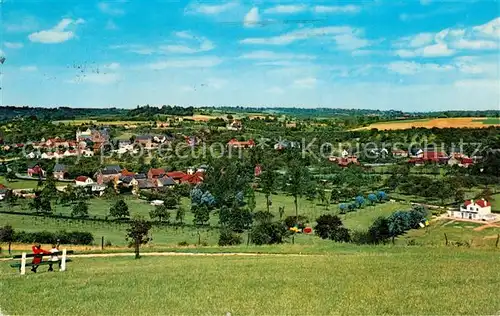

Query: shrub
[368,217,391,244]
[350,230,371,245]
[177,241,189,247]
[13,230,94,245]
[314,214,350,242]
[283,215,308,230]
[250,222,288,245]
[218,229,243,246]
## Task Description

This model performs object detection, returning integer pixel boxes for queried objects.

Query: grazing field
[356,117,500,130]
[1,247,499,315]
[398,219,500,247]
[0,176,69,190]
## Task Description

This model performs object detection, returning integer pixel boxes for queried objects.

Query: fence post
[496,234,499,248]
[60,249,67,272]
[444,233,448,246]
[101,236,104,250]
[20,252,26,275]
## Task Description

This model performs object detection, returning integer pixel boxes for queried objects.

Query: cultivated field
[356,117,500,130]
[1,247,499,315]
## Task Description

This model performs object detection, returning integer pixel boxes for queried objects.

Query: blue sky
[1,0,499,111]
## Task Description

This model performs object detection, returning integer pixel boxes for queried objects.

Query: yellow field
[356,117,500,131]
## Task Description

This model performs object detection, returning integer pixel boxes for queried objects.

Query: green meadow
[1,247,499,315]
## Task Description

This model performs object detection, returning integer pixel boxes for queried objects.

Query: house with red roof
[148,168,166,179]
[75,176,94,186]
[180,172,204,185]
[227,138,255,149]
[166,171,187,183]
[409,150,449,165]
[328,156,359,167]
[448,198,495,221]
[27,164,45,177]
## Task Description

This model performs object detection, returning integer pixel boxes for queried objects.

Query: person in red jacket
[31,244,51,273]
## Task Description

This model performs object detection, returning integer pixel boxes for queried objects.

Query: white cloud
[394,17,500,57]
[452,39,498,50]
[97,2,125,15]
[473,17,500,37]
[293,77,317,88]
[28,18,85,44]
[104,62,120,70]
[333,33,371,50]
[5,42,24,49]
[264,5,307,14]
[244,7,260,28]
[241,26,353,45]
[387,61,454,75]
[421,43,455,57]
[20,66,38,72]
[186,2,238,15]
[160,32,215,54]
[352,49,378,57]
[239,50,315,60]
[313,5,361,14]
[148,57,223,69]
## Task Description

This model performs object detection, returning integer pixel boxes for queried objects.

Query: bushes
[218,229,243,246]
[12,230,94,245]
[250,222,288,245]
[314,214,350,242]
[283,215,308,230]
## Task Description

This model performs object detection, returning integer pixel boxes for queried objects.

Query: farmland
[1,247,499,315]
[356,117,500,130]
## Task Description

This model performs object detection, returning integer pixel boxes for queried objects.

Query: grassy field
[356,117,500,130]
[53,120,150,126]
[0,176,69,190]
[1,247,499,315]
[398,219,500,247]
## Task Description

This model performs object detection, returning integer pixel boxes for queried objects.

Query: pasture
[1,247,499,315]
[356,117,500,130]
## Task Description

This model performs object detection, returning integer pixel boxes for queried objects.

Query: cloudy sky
[1,0,499,111]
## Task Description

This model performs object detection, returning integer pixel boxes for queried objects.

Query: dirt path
[473,224,500,231]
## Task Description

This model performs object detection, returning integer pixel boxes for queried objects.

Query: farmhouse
[392,149,409,158]
[148,168,166,179]
[227,138,255,149]
[135,135,153,148]
[96,165,122,184]
[75,176,94,186]
[157,176,176,187]
[27,164,45,177]
[227,120,243,131]
[448,199,495,221]
[328,155,359,167]
[166,171,187,183]
[53,163,68,180]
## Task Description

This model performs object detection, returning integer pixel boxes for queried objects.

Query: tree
[339,203,348,214]
[330,189,341,204]
[285,160,309,231]
[5,170,16,182]
[109,200,130,219]
[4,190,18,210]
[71,201,89,218]
[367,193,377,205]
[126,217,152,259]
[42,174,58,199]
[149,205,170,223]
[355,196,365,208]
[259,166,277,213]
[103,181,117,199]
[368,216,391,244]
[219,206,253,233]
[314,214,350,242]
[60,184,76,205]
[377,191,387,202]
[317,186,328,210]
[254,211,274,224]
[250,222,287,245]
[246,188,257,214]
[387,211,411,243]
[30,193,52,214]
[218,229,242,246]
[150,157,159,169]
[192,205,210,226]
[175,206,186,225]
[0,225,14,254]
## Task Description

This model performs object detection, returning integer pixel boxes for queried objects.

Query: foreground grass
[1,247,499,315]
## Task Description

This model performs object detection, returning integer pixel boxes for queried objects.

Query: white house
[448,199,495,221]
[75,176,94,186]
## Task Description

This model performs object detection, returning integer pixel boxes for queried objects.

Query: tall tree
[259,165,277,213]
[0,225,14,254]
[149,204,170,223]
[285,160,309,228]
[109,199,130,219]
[126,217,152,259]
[71,200,89,218]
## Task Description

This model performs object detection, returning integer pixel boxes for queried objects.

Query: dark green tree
[71,200,89,218]
[149,204,170,223]
[109,199,130,219]
[0,225,15,254]
[126,217,152,259]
